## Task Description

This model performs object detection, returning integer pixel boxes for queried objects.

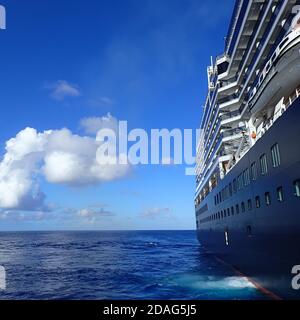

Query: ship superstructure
[195,0,300,299]
[195,0,300,208]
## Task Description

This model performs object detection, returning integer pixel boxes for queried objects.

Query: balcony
[225,0,250,56]
[222,126,246,138]
[218,76,238,95]
[219,97,240,110]
[218,93,238,105]
[229,1,273,75]
[220,109,240,121]
[218,1,295,118]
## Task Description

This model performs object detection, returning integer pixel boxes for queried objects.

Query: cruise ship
[195,0,300,299]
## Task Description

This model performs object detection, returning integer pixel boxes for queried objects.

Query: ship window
[247,199,252,211]
[277,187,284,202]
[221,211,224,218]
[236,204,240,214]
[219,192,222,202]
[243,168,250,186]
[224,229,229,246]
[294,180,300,197]
[227,208,230,216]
[229,183,233,196]
[271,143,281,168]
[246,225,252,237]
[233,179,237,193]
[260,154,268,175]
[251,162,257,180]
[238,174,244,190]
[241,202,245,212]
[265,192,271,206]
[231,206,234,216]
[226,186,229,199]
[255,196,261,208]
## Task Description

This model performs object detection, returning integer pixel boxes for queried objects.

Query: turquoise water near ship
[0,230,266,300]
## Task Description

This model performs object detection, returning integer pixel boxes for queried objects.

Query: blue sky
[0,0,234,230]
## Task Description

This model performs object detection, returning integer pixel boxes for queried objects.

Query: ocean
[0,230,265,300]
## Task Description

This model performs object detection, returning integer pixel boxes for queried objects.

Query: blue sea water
[0,230,265,300]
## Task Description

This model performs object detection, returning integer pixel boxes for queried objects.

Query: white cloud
[43,127,130,185]
[0,115,130,210]
[48,80,80,101]
[87,97,114,108]
[77,207,114,218]
[77,206,114,224]
[0,210,56,221]
[140,207,173,220]
[0,128,48,210]
[80,113,118,135]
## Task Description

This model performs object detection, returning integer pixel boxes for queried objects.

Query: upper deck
[195,0,300,206]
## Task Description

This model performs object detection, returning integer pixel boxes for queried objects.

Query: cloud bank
[0,114,130,211]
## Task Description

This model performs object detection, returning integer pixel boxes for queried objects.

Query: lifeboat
[247,11,300,117]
